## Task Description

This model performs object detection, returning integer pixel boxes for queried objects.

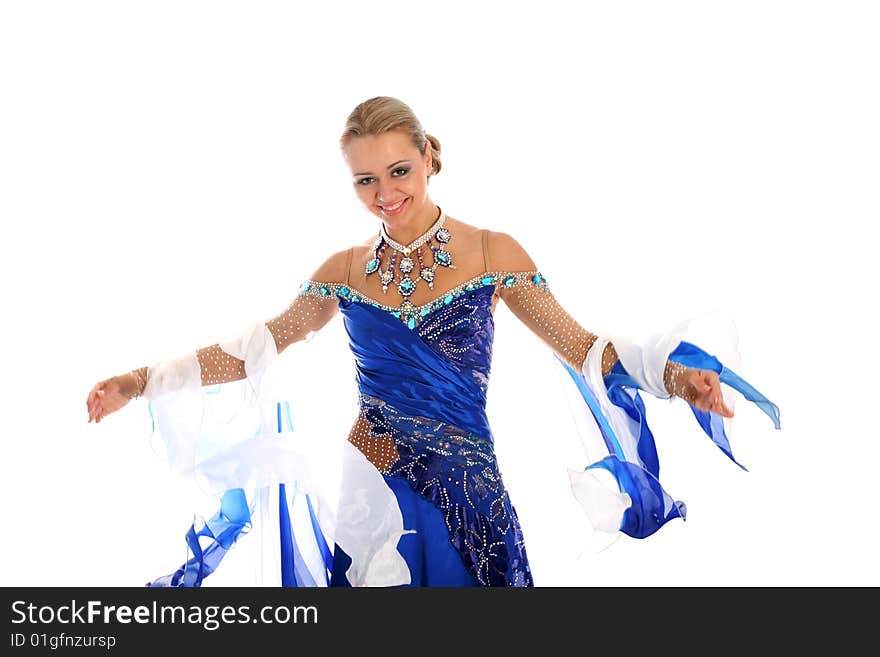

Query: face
[343,129,433,229]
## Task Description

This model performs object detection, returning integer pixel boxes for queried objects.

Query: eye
[356,177,373,186]
[392,167,409,177]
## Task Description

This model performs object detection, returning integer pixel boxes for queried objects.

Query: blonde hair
[340,96,442,176]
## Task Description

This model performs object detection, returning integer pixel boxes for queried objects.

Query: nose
[376,177,395,203]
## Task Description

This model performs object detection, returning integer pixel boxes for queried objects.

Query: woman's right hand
[86,373,135,423]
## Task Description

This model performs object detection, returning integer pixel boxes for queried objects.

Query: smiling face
[343,129,434,231]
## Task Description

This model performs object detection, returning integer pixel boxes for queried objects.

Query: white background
[1,1,877,586]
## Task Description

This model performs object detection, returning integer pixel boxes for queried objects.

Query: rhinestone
[398,277,416,297]
[365,258,380,275]
[380,270,394,285]
[434,250,452,267]
[420,268,435,282]
[399,257,414,274]
[435,227,451,243]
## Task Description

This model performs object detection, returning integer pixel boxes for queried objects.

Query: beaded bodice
[297,269,547,331]
[297,270,549,397]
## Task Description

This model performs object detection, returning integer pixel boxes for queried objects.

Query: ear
[425,142,433,175]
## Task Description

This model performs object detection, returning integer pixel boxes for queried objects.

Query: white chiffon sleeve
[135,284,415,587]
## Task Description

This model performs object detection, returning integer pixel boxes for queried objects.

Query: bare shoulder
[309,231,382,283]
[485,229,538,271]
[443,214,483,237]
[347,231,382,273]
[308,246,354,283]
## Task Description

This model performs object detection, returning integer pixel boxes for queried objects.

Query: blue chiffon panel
[146,487,252,588]
[561,340,780,539]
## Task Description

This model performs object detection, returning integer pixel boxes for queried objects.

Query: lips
[379,197,409,216]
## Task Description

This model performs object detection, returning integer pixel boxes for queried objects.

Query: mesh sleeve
[130,286,340,397]
[197,290,340,386]
[498,273,687,397]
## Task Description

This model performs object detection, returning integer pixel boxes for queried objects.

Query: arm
[488,231,727,413]
[88,248,350,422]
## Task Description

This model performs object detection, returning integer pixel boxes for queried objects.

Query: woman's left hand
[678,368,734,417]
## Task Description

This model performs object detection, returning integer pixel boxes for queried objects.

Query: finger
[93,396,107,420]
[699,389,716,414]
[87,382,102,412]
[721,399,735,417]
[710,390,733,417]
[88,380,111,414]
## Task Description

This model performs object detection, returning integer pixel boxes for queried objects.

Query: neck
[383,202,441,246]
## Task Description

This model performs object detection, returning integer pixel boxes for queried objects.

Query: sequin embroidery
[357,392,533,587]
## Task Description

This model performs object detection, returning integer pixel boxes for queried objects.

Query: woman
[85,96,780,587]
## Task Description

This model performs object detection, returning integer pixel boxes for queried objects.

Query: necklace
[364,207,455,300]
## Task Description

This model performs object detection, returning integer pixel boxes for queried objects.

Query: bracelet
[127,368,147,400]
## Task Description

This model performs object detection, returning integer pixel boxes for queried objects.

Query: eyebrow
[353,160,412,177]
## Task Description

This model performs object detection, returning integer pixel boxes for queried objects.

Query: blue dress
[329,280,532,586]
[145,271,780,588]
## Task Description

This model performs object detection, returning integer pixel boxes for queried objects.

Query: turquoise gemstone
[503,275,516,287]
[339,286,350,297]
[444,294,453,305]
[351,295,359,303]
[392,311,401,318]
[481,276,495,286]
[435,250,451,266]
[532,274,545,286]
[407,317,416,330]
[319,285,330,296]
[421,306,431,316]
[300,282,310,293]
[465,283,474,291]
[399,278,416,295]
[365,258,380,274]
